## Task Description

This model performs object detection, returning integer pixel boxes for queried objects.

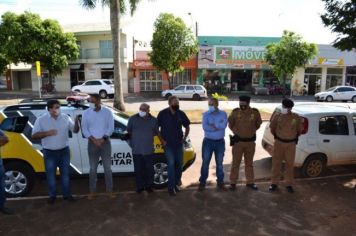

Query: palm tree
[81,0,141,111]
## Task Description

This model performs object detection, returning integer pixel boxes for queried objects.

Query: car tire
[152,155,168,189]
[352,96,356,103]
[326,96,333,102]
[192,94,201,101]
[99,90,108,99]
[301,154,326,178]
[4,161,35,198]
[165,93,172,99]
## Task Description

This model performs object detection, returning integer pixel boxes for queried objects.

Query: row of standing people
[0,94,302,214]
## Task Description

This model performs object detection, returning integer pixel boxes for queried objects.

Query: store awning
[69,64,83,70]
[7,63,32,71]
[96,63,114,69]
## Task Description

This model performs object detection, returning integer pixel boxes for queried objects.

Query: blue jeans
[164,145,183,190]
[199,138,225,185]
[0,159,6,208]
[43,147,71,198]
[133,154,154,190]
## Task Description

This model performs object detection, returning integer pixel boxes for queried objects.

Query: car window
[194,86,203,91]
[85,81,101,86]
[175,86,185,91]
[319,115,349,135]
[103,80,113,85]
[326,86,337,92]
[353,116,356,135]
[111,120,127,139]
[343,87,355,92]
[186,86,194,91]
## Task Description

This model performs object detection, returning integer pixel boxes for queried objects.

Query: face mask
[171,105,179,111]
[138,111,146,117]
[208,106,215,113]
[53,108,61,116]
[240,105,247,111]
[281,108,289,114]
[89,103,96,109]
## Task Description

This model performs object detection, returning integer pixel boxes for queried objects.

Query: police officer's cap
[239,95,251,102]
[282,98,294,108]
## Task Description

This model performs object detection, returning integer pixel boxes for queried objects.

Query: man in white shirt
[81,94,114,199]
[32,99,76,205]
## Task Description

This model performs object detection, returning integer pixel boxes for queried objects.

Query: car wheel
[301,154,326,178]
[152,156,168,189]
[99,90,108,99]
[352,96,356,103]
[192,94,201,101]
[165,93,172,99]
[4,162,35,198]
[326,96,333,102]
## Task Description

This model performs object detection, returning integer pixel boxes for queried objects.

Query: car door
[332,88,342,100]
[64,109,83,173]
[317,115,355,163]
[185,85,195,99]
[350,114,356,162]
[343,87,356,100]
[194,86,205,97]
[172,85,186,99]
[77,116,134,174]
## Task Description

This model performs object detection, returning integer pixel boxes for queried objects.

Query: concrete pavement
[1,176,355,236]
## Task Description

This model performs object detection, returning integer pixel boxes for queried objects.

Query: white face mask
[138,111,147,117]
[281,108,289,114]
[89,103,96,109]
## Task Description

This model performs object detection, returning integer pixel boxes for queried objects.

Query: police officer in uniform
[269,98,303,193]
[228,96,262,191]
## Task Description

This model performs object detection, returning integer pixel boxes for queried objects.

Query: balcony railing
[79,48,127,60]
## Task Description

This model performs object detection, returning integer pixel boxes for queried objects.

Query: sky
[0,0,338,45]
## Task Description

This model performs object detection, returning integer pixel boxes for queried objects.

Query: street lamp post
[188,13,199,85]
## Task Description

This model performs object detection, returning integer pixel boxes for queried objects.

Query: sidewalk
[1,176,355,236]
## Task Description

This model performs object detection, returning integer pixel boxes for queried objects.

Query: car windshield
[326,86,337,92]
[107,106,129,126]
[103,80,113,85]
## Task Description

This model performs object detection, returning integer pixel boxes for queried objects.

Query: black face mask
[171,105,179,111]
[240,105,247,110]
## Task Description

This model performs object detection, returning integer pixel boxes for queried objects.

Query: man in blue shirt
[0,130,12,214]
[157,96,190,196]
[198,98,228,191]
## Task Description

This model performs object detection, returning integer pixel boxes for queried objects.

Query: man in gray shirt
[81,94,114,199]
[32,99,76,205]
[127,103,158,193]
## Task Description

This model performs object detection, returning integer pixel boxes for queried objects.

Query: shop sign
[215,46,266,64]
[133,60,152,68]
[318,57,344,65]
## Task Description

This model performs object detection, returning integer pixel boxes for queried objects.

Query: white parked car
[72,79,114,99]
[315,86,356,102]
[262,104,356,178]
[161,85,207,100]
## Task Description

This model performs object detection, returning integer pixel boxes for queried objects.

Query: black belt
[274,135,298,143]
[229,134,256,146]
[204,138,224,142]
[43,147,69,152]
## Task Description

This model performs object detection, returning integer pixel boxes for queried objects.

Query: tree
[321,0,356,51]
[81,0,141,111]
[0,12,79,82]
[265,31,317,96]
[149,13,198,89]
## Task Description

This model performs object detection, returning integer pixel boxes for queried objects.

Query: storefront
[197,37,356,95]
[131,51,197,93]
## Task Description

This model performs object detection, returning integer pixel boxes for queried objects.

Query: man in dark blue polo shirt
[157,96,190,196]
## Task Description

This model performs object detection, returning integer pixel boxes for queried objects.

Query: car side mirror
[0,116,29,133]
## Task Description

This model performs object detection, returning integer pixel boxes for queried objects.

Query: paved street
[2,176,356,236]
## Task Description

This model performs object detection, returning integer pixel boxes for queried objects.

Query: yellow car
[0,99,196,197]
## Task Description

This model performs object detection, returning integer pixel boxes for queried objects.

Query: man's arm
[269,115,278,136]
[181,111,191,140]
[255,109,262,130]
[105,110,115,137]
[80,112,91,138]
[228,111,236,131]
[202,113,216,132]
[215,111,228,130]
[184,126,190,141]
[0,131,9,146]
[73,115,81,134]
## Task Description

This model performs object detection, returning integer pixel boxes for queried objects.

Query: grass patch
[128,109,272,123]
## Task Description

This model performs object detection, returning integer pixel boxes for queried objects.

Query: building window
[101,70,114,79]
[99,40,113,58]
[70,70,85,87]
[171,69,192,88]
[304,67,322,95]
[326,68,343,89]
[139,70,162,91]
[346,66,356,87]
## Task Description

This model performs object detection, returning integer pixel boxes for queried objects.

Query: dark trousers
[164,145,183,190]
[0,159,6,208]
[133,154,154,190]
[43,147,71,198]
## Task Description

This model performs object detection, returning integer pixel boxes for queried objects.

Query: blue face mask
[208,105,216,113]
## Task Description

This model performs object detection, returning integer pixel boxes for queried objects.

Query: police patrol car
[0,96,196,197]
[262,103,356,178]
